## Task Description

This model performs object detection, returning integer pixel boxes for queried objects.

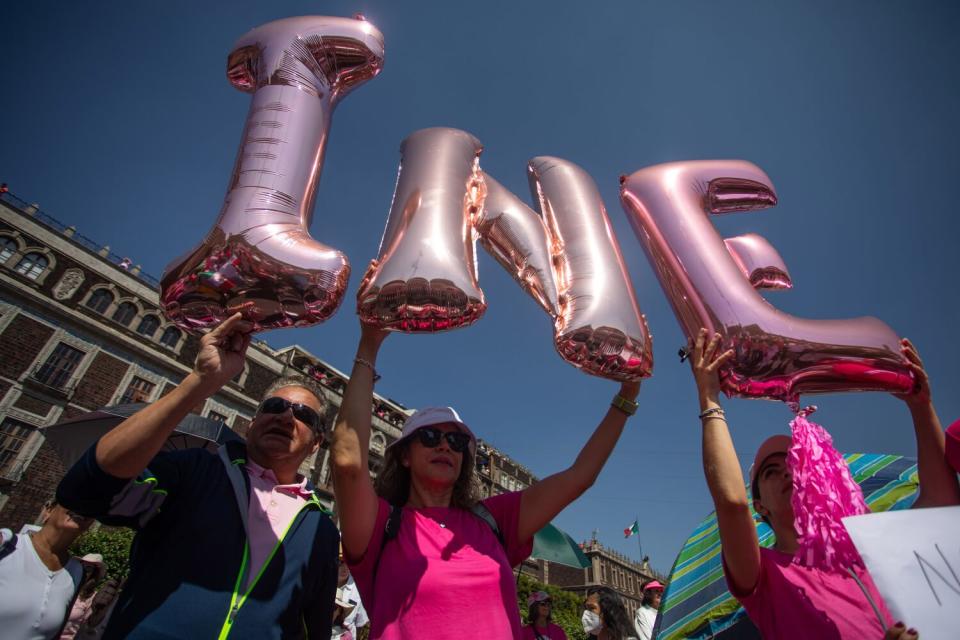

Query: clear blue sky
[3,1,959,574]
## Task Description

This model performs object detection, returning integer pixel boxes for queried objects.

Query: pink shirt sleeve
[481,490,533,567]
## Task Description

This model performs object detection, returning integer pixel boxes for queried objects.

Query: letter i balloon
[161,16,384,332]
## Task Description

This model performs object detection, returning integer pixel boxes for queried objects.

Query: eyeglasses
[414,427,471,453]
[259,397,324,433]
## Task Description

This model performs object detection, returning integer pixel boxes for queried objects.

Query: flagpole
[636,514,643,562]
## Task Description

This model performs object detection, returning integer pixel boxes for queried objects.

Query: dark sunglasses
[259,397,324,433]
[414,427,471,453]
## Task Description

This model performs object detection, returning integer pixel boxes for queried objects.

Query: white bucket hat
[387,406,476,454]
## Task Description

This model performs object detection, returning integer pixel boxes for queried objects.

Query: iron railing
[0,190,162,288]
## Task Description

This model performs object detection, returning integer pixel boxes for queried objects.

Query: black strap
[0,531,18,561]
[371,502,504,587]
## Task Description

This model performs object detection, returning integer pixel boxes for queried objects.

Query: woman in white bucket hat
[332,323,640,639]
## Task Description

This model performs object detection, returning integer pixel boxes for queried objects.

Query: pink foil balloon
[619,160,913,401]
[724,233,793,291]
[476,173,560,317]
[161,16,384,332]
[522,157,652,381]
[357,128,487,331]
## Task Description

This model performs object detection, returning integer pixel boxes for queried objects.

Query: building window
[136,314,160,338]
[0,418,35,476]
[14,252,49,280]
[119,376,156,404]
[159,326,181,349]
[371,433,386,455]
[0,236,17,262]
[86,289,114,314]
[34,342,85,389]
[112,301,138,326]
[208,410,228,423]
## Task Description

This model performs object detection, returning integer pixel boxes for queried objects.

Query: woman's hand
[194,313,252,394]
[689,328,734,407]
[894,338,932,411]
[883,622,918,640]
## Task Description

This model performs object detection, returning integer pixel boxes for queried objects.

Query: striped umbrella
[656,453,919,640]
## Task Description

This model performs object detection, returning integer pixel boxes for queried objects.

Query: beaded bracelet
[354,357,382,382]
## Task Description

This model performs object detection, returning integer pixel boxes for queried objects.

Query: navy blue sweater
[57,440,338,639]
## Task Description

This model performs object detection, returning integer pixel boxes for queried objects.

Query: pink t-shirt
[348,491,533,640]
[520,622,568,640]
[724,547,894,639]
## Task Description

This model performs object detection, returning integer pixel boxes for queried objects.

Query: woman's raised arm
[332,323,389,561]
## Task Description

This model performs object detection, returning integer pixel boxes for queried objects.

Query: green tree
[516,573,587,640]
[70,526,135,582]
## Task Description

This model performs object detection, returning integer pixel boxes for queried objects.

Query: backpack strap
[370,504,403,587]
[370,502,505,587]
[471,503,504,548]
[0,529,18,562]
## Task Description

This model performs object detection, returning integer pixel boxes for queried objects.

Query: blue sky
[3,1,959,574]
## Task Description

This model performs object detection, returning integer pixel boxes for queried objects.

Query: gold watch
[611,394,638,416]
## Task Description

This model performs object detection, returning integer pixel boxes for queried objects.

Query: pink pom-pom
[788,406,868,571]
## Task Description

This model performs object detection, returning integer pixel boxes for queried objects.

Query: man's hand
[195,313,253,393]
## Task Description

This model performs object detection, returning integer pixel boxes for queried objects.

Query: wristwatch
[611,394,638,416]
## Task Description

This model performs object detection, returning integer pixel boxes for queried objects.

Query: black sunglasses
[414,427,471,453]
[259,397,324,433]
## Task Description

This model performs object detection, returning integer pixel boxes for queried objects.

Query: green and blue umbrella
[656,453,919,640]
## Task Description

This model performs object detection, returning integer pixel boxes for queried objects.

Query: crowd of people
[0,313,957,639]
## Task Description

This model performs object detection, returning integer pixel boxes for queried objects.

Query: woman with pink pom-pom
[689,328,959,640]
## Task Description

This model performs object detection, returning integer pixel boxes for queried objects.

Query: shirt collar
[244,459,313,498]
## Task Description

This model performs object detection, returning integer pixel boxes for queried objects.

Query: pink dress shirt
[244,460,313,588]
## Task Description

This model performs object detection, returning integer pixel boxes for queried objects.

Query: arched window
[136,314,160,338]
[371,433,386,455]
[0,236,17,263]
[159,326,181,349]
[14,252,48,280]
[85,289,114,314]
[112,301,138,326]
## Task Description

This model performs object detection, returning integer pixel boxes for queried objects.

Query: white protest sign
[843,506,959,640]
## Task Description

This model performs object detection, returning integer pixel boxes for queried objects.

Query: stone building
[545,536,662,618]
[0,190,537,528]
[519,534,663,619]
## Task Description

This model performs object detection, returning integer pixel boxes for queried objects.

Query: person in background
[333,559,367,640]
[691,329,960,640]
[632,579,663,640]
[333,323,641,639]
[582,586,636,640]
[56,314,340,639]
[73,577,122,640]
[522,591,567,640]
[0,502,94,640]
[59,554,107,640]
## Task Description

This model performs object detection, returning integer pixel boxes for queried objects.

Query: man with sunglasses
[56,313,340,640]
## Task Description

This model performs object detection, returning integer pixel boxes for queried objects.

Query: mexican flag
[624,519,639,538]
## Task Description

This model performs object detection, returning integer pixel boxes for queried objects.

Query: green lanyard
[217,497,321,640]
